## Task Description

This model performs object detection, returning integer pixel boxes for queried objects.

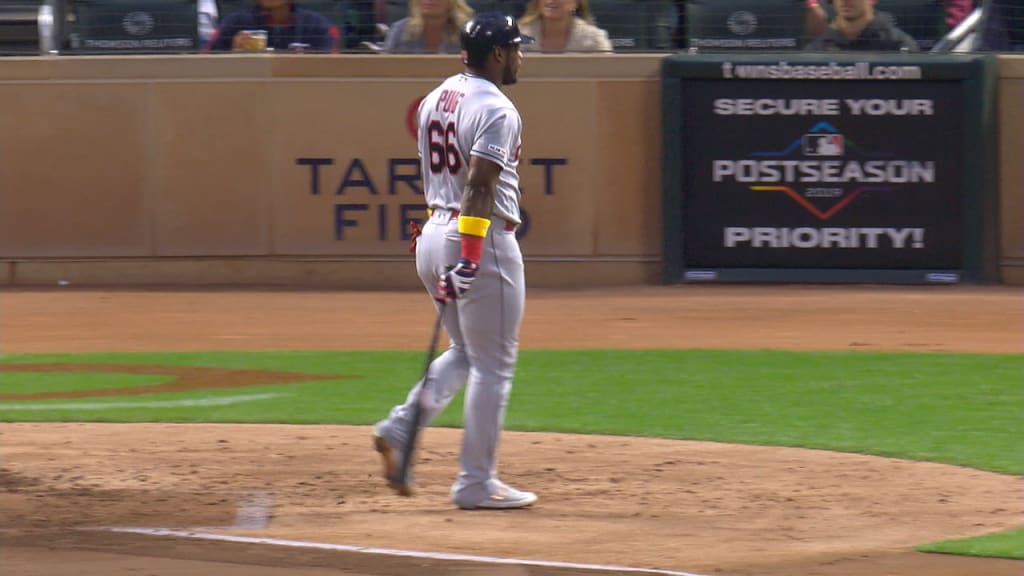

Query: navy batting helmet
[460,12,534,67]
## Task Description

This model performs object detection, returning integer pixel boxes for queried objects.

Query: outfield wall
[0,55,663,288]
[998,56,1024,285]
[0,54,1020,286]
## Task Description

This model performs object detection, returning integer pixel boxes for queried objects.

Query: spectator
[517,0,612,52]
[382,0,475,53]
[806,0,829,39]
[945,0,975,29]
[198,0,219,47]
[205,0,340,53]
[813,1,975,42]
[805,0,918,51]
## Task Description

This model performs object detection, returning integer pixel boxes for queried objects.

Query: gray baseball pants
[377,207,524,505]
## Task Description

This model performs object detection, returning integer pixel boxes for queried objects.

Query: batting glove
[407,220,423,254]
[437,258,479,301]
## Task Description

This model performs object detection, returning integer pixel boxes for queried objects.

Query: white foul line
[106,527,713,576]
[0,393,281,411]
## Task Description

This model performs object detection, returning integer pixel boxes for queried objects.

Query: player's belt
[432,208,517,232]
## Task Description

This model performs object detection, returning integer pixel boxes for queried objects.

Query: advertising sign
[682,80,963,270]
[270,82,586,257]
[661,54,997,283]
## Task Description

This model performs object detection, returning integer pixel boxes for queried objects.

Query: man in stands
[206,0,340,52]
[805,0,918,51]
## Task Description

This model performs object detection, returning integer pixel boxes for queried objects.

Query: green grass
[3,348,1020,558]
[1,349,1021,475]
[918,528,1024,559]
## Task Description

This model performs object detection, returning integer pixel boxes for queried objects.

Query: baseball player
[373,12,536,510]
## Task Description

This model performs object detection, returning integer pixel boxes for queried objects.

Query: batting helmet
[460,12,534,67]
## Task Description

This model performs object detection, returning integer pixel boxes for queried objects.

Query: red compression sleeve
[460,235,484,263]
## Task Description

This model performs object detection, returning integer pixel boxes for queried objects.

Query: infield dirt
[0,285,1021,576]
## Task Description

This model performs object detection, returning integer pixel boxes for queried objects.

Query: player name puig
[712,99,934,116]
[724,227,925,249]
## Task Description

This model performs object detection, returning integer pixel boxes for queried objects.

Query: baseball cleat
[454,480,537,510]
[373,434,414,496]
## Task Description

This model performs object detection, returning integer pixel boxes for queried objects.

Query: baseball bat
[395,300,446,491]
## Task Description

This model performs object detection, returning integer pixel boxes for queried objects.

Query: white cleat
[454,480,537,510]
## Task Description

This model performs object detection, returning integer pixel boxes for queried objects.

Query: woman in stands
[517,0,613,52]
[382,0,475,53]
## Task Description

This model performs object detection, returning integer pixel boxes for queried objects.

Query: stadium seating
[369,0,525,52]
[589,0,677,51]
[376,0,403,26]
[874,0,949,50]
[819,0,948,50]
[0,1,51,54]
[216,0,347,30]
[339,0,376,48]
[214,0,361,48]
[685,0,805,51]
[63,0,200,52]
[978,0,1024,51]
[477,0,527,18]
[37,0,1024,55]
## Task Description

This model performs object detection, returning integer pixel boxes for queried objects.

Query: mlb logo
[802,134,844,157]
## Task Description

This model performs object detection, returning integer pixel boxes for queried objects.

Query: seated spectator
[805,0,918,51]
[205,0,340,52]
[813,1,975,46]
[381,0,474,53]
[517,0,612,52]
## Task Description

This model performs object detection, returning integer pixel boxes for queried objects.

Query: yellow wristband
[457,215,491,237]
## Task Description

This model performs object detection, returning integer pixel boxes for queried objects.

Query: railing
[931,7,983,52]
[0,0,1021,55]
[977,0,1024,51]
[0,0,55,54]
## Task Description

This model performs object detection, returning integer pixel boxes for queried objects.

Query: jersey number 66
[428,120,462,175]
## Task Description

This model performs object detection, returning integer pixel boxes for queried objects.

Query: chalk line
[105,527,713,576]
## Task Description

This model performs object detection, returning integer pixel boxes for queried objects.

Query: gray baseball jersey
[417,73,523,225]
[376,72,528,507]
